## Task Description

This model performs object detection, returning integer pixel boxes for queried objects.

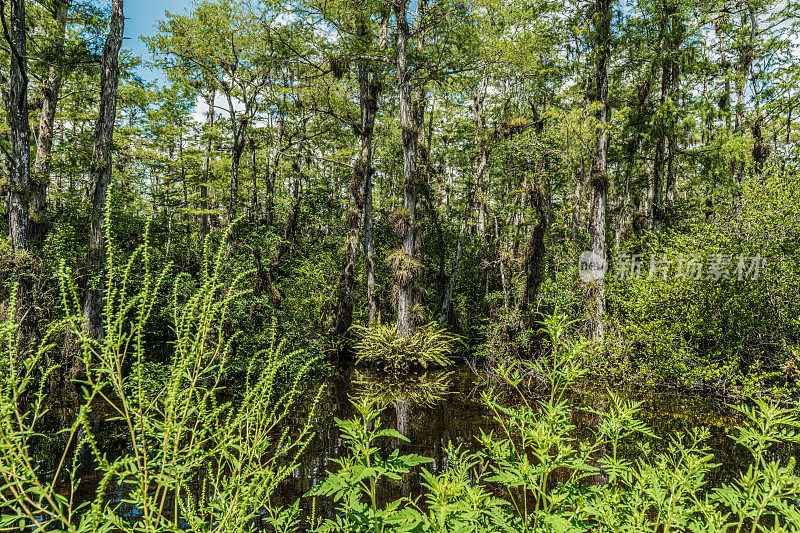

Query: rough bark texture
[650,57,668,233]
[82,0,124,341]
[6,0,31,253]
[518,185,548,318]
[249,137,259,218]
[329,42,381,337]
[364,11,388,326]
[394,0,420,338]
[587,0,612,341]
[30,0,71,245]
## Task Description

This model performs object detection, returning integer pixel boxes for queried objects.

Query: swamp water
[33,364,800,524]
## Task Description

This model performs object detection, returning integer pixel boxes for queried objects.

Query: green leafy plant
[306,397,432,533]
[351,322,459,371]
[316,311,800,533]
[0,217,320,532]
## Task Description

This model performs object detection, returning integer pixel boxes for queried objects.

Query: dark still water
[32,364,800,523]
[268,364,800,514]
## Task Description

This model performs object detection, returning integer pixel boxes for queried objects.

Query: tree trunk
[364,167,377,325]
[30,0,71,246]
[265,116,284,228]
[439,206,468,326]
[180,124,190,268]
[587,0,612,341]
[440,75,488,325]
[6,0,31,253]
[365,11,390,326]
[650,59,668,233]
[224,89,247,225]
[517,186,547,318]
[733,4,757,186]
[571,169,583,248]
[230,135,244,223]
[393,0,421,338]
[330,45,380,337]
[249,138,259,219]
[82,0,124,342]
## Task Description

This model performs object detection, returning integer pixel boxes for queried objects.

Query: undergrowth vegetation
[2,258,800,532]
[1,212,799,533]
[307,314,800,533]
[0,225,321,532]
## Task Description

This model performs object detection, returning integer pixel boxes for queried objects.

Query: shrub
[0,218,320,532]
[351,322,458,371]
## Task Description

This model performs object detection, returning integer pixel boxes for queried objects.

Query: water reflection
[275,365,800,514]
[353,369,455,501]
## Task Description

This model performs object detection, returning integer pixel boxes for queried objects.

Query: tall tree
[149,0,290,227]
[30,0,72,245]
[393,0,421,338]
[82,0,124,341]
[3,0,31,253]
[328,2,388,335]
[587,0,612,340]
[199,89,215,247]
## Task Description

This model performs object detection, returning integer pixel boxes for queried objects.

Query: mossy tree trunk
[393,0,421,338]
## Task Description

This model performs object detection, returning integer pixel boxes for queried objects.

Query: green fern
[351,322,458,372]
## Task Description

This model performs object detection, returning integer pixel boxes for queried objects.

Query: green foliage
[312,310,800,533]
[351,322,459,371]
[307,398,432,533]
[0,220,320,532]
[606,163,800,398]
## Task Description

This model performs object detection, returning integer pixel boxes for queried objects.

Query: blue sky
[125,0,193,83]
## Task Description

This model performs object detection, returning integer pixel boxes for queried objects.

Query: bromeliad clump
[351,322,458,372]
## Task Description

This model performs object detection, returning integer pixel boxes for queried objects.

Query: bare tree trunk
[364,170,377,325]
[666,63,680,206]
[650,58,668,233]
[230,135,244,223]
[224,90,248,225]
[733,4,757,187]
[249,137,259,219]
[365,11,389,327]
[393,0,421,338]
[82,0,124,342]
[518,150,551,320]
[5,0,31,253]
[265,115,284,228]
[180,123,190,268]
[571,169,583,247]
[30,0,71,246]
[587,0,611,341]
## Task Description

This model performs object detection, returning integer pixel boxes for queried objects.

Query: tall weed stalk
[0,208,320,532]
